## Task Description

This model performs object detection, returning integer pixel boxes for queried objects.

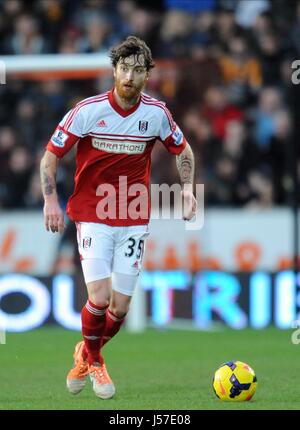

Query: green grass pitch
[0,326,299,410]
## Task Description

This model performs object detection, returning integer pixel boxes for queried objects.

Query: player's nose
[125,69,134,80]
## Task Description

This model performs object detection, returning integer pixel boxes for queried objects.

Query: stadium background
[1,0,300,410]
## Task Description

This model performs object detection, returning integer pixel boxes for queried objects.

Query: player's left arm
[158,107,197,220]
[176,142,197,221]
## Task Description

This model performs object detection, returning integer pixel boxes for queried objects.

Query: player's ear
[113,67,116,79]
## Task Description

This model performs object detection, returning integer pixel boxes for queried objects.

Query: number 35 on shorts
[122,231,149,274]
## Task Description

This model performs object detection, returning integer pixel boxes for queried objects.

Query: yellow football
[213,361,257,401]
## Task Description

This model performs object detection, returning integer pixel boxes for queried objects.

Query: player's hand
[181,189,197,221]
[43,199,66,234]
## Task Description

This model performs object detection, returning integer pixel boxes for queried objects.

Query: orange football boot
[66,341,89,394]
[89,362,115,399]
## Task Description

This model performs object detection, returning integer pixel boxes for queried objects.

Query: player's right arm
[40,150,65,234]
[40,104,84,233]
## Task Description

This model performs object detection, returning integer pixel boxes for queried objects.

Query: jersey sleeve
[159,107,187,155]
[46,107,84,158]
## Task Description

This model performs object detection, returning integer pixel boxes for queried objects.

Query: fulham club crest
[138,120,148,134]
[83,237,92,249]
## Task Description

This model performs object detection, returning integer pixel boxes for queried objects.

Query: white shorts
[76,222,149,294]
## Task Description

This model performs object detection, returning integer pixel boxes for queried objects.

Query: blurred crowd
[0,0,300,210]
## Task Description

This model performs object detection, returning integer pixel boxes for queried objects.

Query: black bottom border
[0,409,298,426]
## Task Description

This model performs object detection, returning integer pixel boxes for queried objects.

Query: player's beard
[115,79,144,104]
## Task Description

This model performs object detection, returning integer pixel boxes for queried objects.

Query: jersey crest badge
[138,120,148,134]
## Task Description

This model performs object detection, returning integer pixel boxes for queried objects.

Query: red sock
[81,300,108,365]
[101,309,126,348]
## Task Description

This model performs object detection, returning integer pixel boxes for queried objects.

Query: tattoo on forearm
[42,171,54,195]
[176,146,194,185]
[41,162,57,197]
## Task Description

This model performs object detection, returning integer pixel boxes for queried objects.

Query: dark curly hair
[109,36,155,71]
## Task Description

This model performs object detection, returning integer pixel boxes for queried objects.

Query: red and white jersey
[46,89,187,226]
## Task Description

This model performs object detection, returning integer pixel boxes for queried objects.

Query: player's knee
[87,279,111,307]
[109,305,128,319]
[88,295,110,308]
